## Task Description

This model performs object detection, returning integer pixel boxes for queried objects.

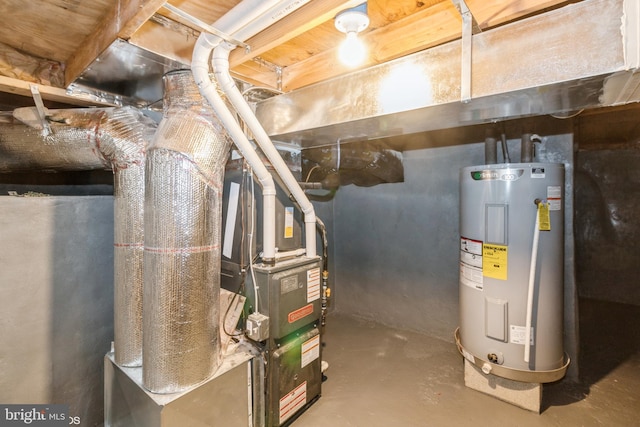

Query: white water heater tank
[458,162,568,382]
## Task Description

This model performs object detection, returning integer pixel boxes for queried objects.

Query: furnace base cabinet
[267,326,322,426]
[104,347,263,427]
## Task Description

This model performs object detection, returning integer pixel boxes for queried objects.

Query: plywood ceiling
[0,0,578,106]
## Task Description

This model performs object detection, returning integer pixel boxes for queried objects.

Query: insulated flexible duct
[142,70,233,393]
[0,107,156,367]
[106,109,156,368]
[0,108,122,171]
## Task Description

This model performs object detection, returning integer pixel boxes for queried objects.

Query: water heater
[457,162,569,382]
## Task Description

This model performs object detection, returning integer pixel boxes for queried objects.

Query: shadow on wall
[574,146,640,387]
[51,195,114,425]
[574,148,640,306]
[0,194,114,426]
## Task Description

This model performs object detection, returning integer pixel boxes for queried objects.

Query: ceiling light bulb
[339,31,366,68]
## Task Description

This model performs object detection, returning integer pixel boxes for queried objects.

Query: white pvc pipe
[192,0,317,259]
[524,204,541,363]
[192,0,308,262]
[193,41,277,261]
[274,248,307,260]
[213,43,317,257]
[200,0,284,46]
[226,0,312,43]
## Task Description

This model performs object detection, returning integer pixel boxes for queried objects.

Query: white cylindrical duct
[458,162,569,382]
[142,70,232,393]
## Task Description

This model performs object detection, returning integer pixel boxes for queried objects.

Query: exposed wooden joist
[0,76,113,107]
[231,63,280,90]
[229,0,363,67]
[64,0,168,87]
[466,0,573,28]
[281,0,573,91]
[282,2,461,91]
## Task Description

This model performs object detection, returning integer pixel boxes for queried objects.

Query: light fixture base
[335,8,369,34]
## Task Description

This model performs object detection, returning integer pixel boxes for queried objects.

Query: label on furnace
[301,334,320,368]
[279,382,307,424]
[306,268,321,302]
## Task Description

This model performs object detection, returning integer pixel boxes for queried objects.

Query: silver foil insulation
[0,108,113,172]
[0,107,156,367]
[142,70,233,393]
[108,108,157,368]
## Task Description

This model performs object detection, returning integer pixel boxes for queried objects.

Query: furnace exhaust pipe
[213,43,317,258]
[192,0,315,262]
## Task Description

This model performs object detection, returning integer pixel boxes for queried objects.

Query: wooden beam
[0,75,114,107]
[466,0,574,29]
[64,0,168,87]
[281,0,573,91]
[231,63,280,90]
[229,0,363,67]
[282,2,461,91]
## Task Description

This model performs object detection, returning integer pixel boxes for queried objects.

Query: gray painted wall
[329,135,578,377]
[0,195,114,426]
[575,147,640,306]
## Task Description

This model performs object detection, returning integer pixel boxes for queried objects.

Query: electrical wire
[248,167,260,314]
[305,164,320,182]
[222,163,249,338]
[500,133,511,163]
[550,109,584,119]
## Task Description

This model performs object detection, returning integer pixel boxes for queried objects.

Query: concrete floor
[295,299,640,427]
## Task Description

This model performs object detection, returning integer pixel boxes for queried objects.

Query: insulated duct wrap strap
[142,70,232,393]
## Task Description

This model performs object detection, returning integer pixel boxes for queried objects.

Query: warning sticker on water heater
[460,237,484,290]
[510,325,534,345]
[482,244,508,281]
[547,186,562,211]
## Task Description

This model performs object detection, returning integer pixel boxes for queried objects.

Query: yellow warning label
[284,207,294,238]
[538,202,551,231]
[483,243,508,280]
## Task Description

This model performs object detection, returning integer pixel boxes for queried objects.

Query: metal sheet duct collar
[142,70,232,394]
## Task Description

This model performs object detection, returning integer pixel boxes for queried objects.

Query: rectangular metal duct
[255,0,640,147]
